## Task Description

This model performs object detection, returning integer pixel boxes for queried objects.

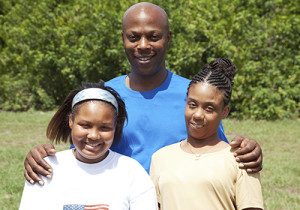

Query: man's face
[122,8,171,76]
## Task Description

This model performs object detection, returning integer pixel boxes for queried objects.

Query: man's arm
[230,136,263,173]
[24,144,56,185]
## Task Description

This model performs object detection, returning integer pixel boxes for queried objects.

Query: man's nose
[138,37,150,50]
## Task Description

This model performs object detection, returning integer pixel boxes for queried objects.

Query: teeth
[192,123,204,128]
[195,125,204,128]
[86,143,100,147]
[138,57,151,61]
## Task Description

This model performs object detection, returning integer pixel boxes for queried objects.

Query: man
[24,2,262,185]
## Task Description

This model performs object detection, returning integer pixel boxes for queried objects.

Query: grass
[223,118,300,210]
[0,111,69,210]
[0,111,299,209]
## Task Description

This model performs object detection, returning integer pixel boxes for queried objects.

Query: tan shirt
[150,142,264,210]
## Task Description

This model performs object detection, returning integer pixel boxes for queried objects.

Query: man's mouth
[136,56,153,62]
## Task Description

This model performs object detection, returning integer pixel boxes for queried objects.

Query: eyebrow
[187,98,217,106]
[205,102,217,106]
[79,120,114,125]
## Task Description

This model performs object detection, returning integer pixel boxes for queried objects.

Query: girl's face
[69,100,116,164]
[185,82,229,141]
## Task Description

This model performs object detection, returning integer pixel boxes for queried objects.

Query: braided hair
[188,58,237,106]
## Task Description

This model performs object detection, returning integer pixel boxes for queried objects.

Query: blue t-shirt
[71,70,227,172]
[107,70,227,172]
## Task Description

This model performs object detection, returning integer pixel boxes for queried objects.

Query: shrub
[0,0,299,119]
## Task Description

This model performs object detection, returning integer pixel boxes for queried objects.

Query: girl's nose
[193,108,205,120]
[87,128,100,140]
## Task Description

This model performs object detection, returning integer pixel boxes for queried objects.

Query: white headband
[72,88,118,113]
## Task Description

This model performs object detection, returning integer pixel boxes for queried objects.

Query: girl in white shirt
[20,81,157,210]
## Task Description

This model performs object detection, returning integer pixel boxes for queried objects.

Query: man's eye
[151,35,160,41]
[128,35,137,41]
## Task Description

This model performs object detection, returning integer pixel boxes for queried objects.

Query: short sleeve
[129,159,158,210]
[235,170,264,210]
[149,154,161,204]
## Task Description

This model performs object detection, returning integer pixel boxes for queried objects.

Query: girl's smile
[185,82,229,144]
[69,101,116,164]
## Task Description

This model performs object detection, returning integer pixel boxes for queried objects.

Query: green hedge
[0,0,299,120]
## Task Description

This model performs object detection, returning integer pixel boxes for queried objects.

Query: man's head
[122,2,171,77]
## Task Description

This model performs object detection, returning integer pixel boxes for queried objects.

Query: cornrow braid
[188,58,237,106]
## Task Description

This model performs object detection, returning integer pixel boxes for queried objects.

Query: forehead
[188,83,224,102]
[123,6,168,32]
[75,100,115,116]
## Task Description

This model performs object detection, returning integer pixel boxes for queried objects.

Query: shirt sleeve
[129,159,158,210]
[235,169,264,210]
[19,181,46,209]
[149,154,161,205]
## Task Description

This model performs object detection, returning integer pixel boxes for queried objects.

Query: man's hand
[230,135,263,173]
[24,144,56,185]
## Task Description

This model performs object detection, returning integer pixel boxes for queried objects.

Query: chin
[78,149,108,162]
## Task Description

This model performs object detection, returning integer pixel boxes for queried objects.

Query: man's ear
[167,30,172,48]
[222,105,230,119]
[121,31,125,43]
[69,114,73,129]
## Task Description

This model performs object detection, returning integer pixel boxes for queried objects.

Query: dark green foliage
[0,0,299,119]
[0,0,133,110]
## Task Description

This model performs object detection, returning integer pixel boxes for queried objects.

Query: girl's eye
[80,124,89,128]
[100,126,113,131]
[205,107,214,112]
[188,102,197,108]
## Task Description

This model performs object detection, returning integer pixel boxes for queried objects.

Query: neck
[125,69,168,92]
[187,132,220,148]
[181,139,227,157]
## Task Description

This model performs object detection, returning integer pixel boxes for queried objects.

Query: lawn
[0,111,299,209]
[223,118,300,209]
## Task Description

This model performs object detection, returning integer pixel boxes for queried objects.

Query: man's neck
[125,69,168,92]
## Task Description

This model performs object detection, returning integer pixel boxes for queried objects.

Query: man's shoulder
[167,70,190,90]
[168,70,190,83]
[105,75,126,87]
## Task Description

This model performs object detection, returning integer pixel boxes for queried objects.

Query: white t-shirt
[20,150,158,210]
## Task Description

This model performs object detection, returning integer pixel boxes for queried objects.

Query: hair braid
[188,58,237,106]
